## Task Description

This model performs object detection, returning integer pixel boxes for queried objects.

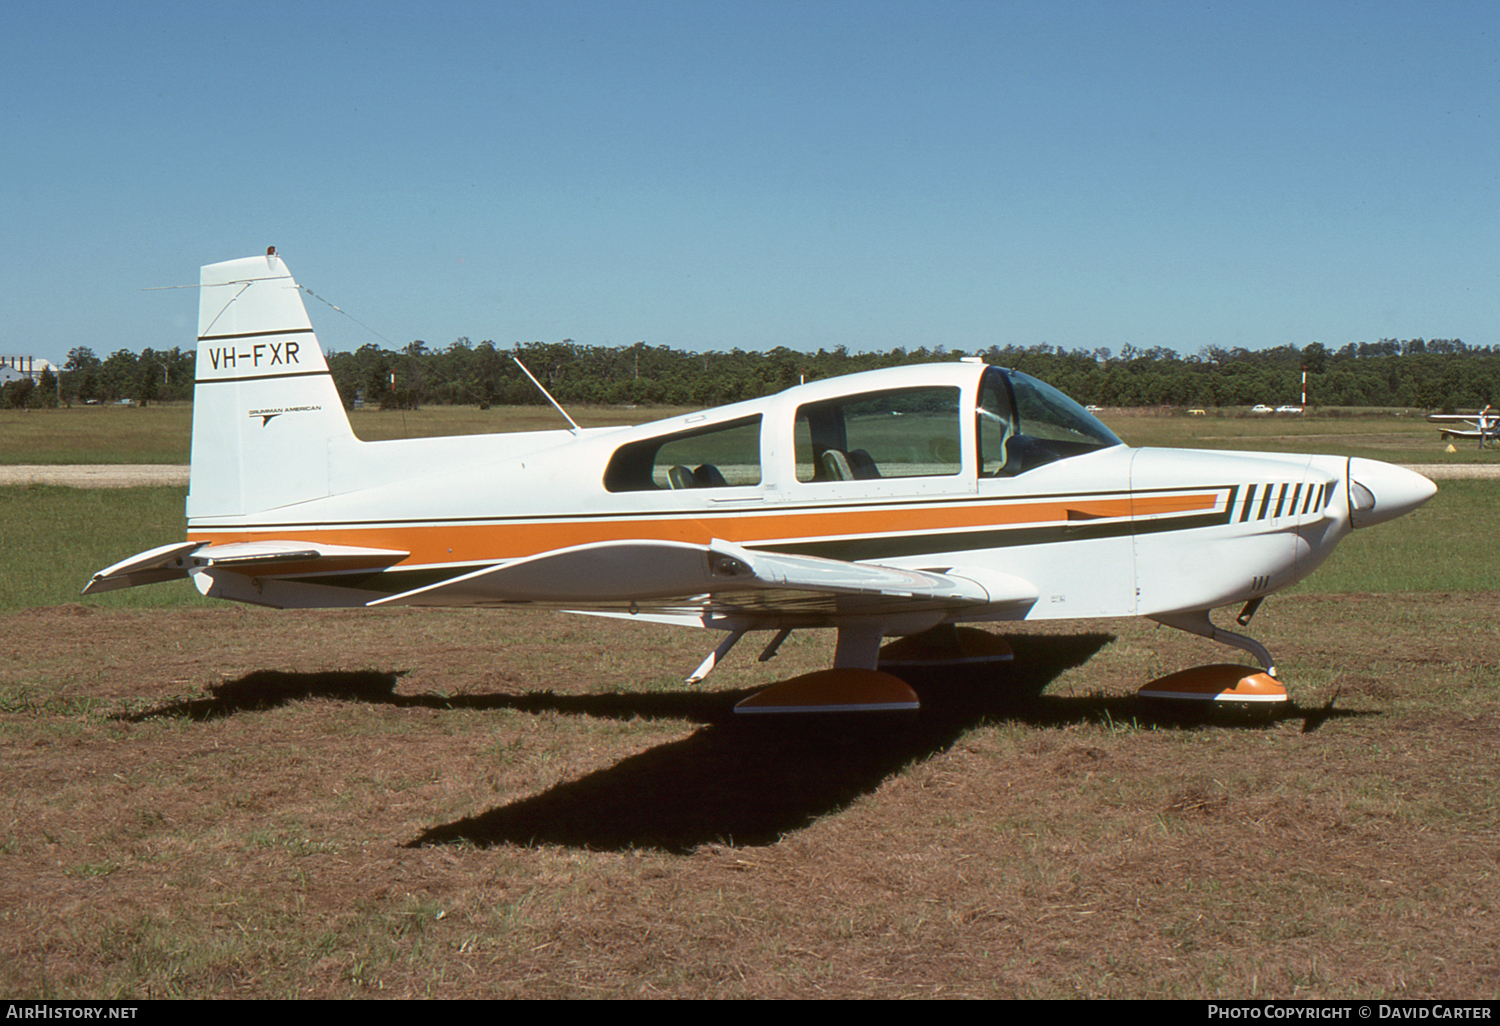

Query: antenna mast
[512,356,581,435]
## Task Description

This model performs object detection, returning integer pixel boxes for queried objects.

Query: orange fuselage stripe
[187,493,1218,568]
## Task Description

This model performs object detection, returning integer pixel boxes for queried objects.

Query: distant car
[1188,408,1206,416]
[1085,405,1103,413]
[1276,405,1303,414]
[1251,404,1273,414]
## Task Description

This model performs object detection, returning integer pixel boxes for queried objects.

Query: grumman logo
[248,405,322,426]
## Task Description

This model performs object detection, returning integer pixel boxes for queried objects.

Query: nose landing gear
[1140,607,1287,706]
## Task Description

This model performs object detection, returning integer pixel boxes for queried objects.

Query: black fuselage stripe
[194,370,333,385]
[756,509,1231,561]
[198,328,317,341]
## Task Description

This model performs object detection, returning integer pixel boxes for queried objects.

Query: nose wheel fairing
[1141,608,1287,705]
[1137,664,1287,705]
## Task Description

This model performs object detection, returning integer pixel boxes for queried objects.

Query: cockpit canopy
[603,364,1123,491]
[978,366,1122,476]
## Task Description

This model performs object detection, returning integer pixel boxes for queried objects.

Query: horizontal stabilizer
[189,540,408,571]
[81,541,208,594]
[84,540,408,595]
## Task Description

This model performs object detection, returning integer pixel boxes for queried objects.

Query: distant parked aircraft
[1429,406,1497,449]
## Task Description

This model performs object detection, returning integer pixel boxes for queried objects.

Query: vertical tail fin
[187,250,354,520]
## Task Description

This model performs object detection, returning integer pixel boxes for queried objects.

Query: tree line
[8,337,1497,413]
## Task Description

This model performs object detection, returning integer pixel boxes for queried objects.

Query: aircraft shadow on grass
[114,632,1373,853]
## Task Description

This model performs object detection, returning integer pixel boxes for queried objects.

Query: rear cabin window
[794,387,963,482]
[604,416,762,492]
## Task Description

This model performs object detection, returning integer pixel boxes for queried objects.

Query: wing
[83,540,409,595]
[368,538,1038,627]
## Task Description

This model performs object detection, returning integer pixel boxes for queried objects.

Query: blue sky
[4,0,1496,369]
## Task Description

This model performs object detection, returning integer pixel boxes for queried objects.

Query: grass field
[1,409,1497,998]
[0,405,194,465]
[0,403,686,465]
[1101,407,1490,465]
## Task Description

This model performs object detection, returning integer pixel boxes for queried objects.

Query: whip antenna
[512,356,581,435]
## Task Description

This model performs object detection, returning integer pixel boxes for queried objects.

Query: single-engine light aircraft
[1429,407,1497,449]
[86,251,1437,712]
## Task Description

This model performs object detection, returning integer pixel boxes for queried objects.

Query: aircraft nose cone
[1347,458,1437,529]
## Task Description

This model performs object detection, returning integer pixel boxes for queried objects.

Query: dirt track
[1405,463,1500,479]
[2,462,1496,488]
[0,465,190,487]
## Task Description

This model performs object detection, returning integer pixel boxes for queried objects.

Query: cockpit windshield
[978,367,1122,476]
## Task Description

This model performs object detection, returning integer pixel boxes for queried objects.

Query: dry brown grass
[2,592,1498,998]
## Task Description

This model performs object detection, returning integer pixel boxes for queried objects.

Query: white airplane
[1428,407,1497,448]
[85,251,1437,712]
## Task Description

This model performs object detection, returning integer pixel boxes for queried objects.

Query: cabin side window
[977,374,1015,477]
[794,387,962,482]
[604,416,762,492]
